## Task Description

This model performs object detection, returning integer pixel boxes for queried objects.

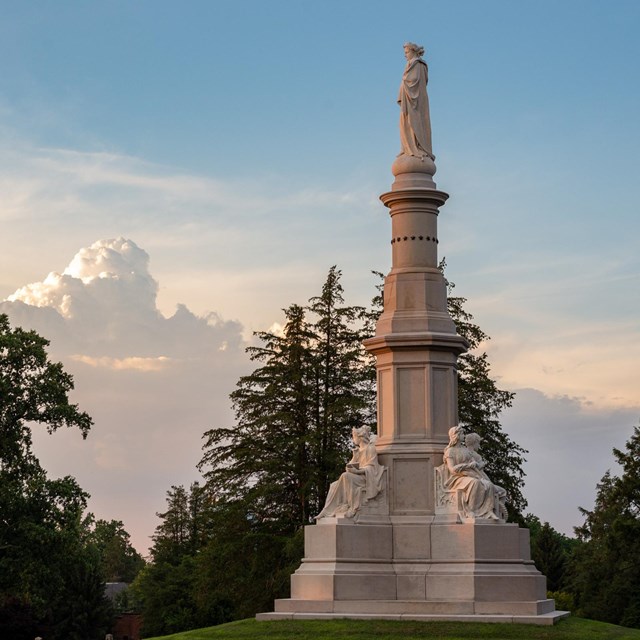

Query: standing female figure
[398,42,433,160]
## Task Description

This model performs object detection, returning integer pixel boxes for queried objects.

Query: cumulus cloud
[0,142,385,338]
[9,237,157,319]
[1,238,249,553]
[4,238,243,359]
[70,355,173,372]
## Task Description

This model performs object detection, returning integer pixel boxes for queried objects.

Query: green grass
[146,617,640,640]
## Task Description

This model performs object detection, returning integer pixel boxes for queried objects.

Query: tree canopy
[446,278,527,519]
[0,314,141,640]
[0,313,92,476]
[570,425,640,628]
[198,267,374,532]
[137,267,527,631]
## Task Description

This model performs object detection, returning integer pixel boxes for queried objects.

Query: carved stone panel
[430,366,454,437]
[377,367,393,439]
[398,367,426,436]
[392,457,433,514]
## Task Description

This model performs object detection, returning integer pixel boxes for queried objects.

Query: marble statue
[316,425,385,519]
[465,432,508,520]
[398,42,433,160]
[442,426,499,520]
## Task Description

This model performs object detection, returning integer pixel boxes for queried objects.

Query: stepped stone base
[257,518,569,626]
[257,607,570,626]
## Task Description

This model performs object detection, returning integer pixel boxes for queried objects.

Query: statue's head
[448,425,464,445]
[403,42,425,60]
[465,432,482,450]
[352,425,372,444]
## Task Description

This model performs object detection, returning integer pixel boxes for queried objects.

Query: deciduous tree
[0,314,116,640]
[90,518,145,582]
[571,425,640,627]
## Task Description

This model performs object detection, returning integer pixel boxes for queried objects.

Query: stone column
[363,155,468,517]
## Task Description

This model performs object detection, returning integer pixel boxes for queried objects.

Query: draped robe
[443,443,498,520]
[398,57,433,159]
[317,443,385,519]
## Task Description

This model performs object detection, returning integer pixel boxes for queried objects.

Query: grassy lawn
[146,617,640,640]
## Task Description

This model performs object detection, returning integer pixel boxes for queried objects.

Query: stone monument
[257,43,568,625]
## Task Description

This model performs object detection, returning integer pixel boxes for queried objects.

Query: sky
[1,0,639,554]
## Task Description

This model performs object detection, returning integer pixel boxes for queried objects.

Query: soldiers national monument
[258,43,568,625]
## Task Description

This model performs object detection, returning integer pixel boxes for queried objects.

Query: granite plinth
[258,520,565,625]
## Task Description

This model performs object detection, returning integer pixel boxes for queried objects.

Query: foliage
[90,518,146,582]
[0,314,139,639]
[151,483,215,565]
[137,270,374,634]
[143,616,640,640]
[549,591,576,613]
[445,276,527,520]
[524,514,578,592]
[198,267,373,531]
[0,314,92,475]
[144,267,530,630]
[570,425,640,628]
[132,483,236,636]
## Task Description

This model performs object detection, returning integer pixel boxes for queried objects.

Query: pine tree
[368,269,528,519]
[527,518,568,591]
[151,483,214,564]
[445,278,527,519]
[307,267,375,505]
[198,268,373,531]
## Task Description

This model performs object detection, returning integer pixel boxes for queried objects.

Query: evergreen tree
[150,482,215,563]
[524,515,572,591]
[132,482,233,636]
[369,269,527,518]
[145,267,529,624]
[188,269,374,620]
[151,485,192,563]
[198,268,373,531]
[571,425,640,627]
[307,267,376,505]
[445,278,527,519]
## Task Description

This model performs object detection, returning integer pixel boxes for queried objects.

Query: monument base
[256,518,569,626]
[257,607,569,626]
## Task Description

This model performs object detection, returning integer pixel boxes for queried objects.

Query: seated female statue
[316,425,385,519]
[443,426,499,520]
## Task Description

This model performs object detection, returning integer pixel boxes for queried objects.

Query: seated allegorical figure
[316,425,385,520]
[442,425,500,520]
[464,431,508,520]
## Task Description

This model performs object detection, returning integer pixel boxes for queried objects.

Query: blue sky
[1,1,639,551]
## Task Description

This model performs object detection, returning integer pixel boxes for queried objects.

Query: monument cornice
[380,187,449,209]
[363,331,469,355]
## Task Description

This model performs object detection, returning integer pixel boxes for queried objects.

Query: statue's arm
[454,458,478,472]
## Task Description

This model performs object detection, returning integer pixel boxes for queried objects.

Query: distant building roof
[105,582,129,600]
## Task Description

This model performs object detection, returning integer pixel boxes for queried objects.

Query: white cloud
[0,141,385,337]
[70,355,172,372]
[9,238,158,321]
[1,238,249,553]
[1,136,638,550]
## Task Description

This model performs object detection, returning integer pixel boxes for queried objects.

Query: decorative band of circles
[390,236,438,244]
